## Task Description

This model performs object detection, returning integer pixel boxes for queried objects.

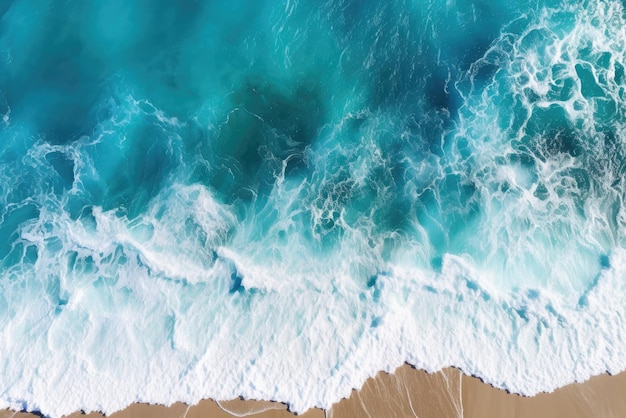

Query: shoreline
[2,365,626,418]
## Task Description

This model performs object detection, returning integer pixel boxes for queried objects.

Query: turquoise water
[2,0,626,416]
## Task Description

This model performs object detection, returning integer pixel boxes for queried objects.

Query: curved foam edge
[1,245,625,417]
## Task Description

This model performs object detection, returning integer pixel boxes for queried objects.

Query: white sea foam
[3,196,626,417]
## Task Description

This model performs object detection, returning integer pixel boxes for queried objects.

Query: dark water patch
[514,307,529,321]
[326,2,433,110]
[422,73,464,146]
[27,35,99,144]
[504,97,531,136]
[87,121,176,218]
[430,256,443,272]
[425,69,464,122]
[87,1,208,116]
[507,151,536,171]
[425,71,452,111]
[1,9,105,145]
[470,62,500,91]
[548,74,576,102]
[544,130,584,159]
[374,195,414,240]
[533,183,550,201]
[228,78,324,149]
[466,278,491,302]
[0,203,39,262]
[229,269,244,294]
[71,255,98,276]
[208,77,324,205]
[366,275,377,288]
[525,105,583,159]
[561,167,591,194]
[575,63,605,99]
[64,194,95,222]
[600,254,610,269]
[330,0,371,35]
[614,61,625,85]
[443,173,478,208]
[436,0,518,71]
[45,152,75,193]
[369,58,423,110]
[2,242,33,268]
[0,1,11,21]
[21,87,100,146]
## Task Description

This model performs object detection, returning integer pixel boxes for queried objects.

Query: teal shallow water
[2,1,626,416]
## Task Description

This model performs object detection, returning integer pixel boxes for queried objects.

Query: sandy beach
[2,365,626,418]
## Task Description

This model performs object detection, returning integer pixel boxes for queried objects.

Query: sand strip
[2,365,626,418]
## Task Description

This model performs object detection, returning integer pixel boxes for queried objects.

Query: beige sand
[2,365,626,418]
[462,370,626,418]
[328,366,463,418]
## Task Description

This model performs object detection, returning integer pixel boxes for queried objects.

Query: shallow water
[2,0,626,416]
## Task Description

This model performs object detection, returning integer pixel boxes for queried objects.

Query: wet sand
[2,365,626,418]
[462,370,626,418]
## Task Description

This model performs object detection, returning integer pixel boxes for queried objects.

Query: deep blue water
[2,1,626,416]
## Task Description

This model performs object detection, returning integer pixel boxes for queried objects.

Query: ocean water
[1,0,626,416]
